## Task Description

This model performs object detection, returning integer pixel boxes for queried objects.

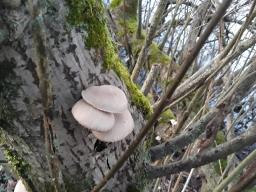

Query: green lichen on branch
[159,109,175,124]
[132,39,171,66]
[0,132,30,182]
[66,0,152,116]
[117,17,137,35]
[4,148,30,179]
[0,130,40,192]
[149,43,171,65]
[214,131,227,175]
[110,0,122,9]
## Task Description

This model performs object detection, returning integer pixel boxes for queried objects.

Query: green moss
[131,40,171,67]
[214,131,227,175]
[131,38,145,54]
[149,43,171,65]
[104,39,152,116]
[214,159,227,175]
[159,109,175,124]
[66,0,152,116]
[123,0,138,16]
[66,0,106,48]
[110,0,122,9]
[110,0,137,16]
[4,148,30,178]
[0,131,30,181]
[118,17,137,35]
[215,131,226,145]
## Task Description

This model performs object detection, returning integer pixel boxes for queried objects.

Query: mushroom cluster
[14,180,27,192]
[72,85,134,142]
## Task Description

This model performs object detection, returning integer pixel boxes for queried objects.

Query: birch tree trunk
[0,0,148,191]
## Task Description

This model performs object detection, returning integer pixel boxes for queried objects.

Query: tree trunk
[0,1,147,191]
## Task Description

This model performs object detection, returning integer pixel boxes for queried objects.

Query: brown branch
[172,87,204,135]
[136,0,143,39]
[146,123,256,179]
[141,64,160,96]
[131,0,169,81]
[229,160,256,192]
[92,1,232,191]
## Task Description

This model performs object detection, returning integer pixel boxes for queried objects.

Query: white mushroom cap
[14,180,27,192]
[81,85,128,113]
[72,99,115,132]
[92,109,134,142]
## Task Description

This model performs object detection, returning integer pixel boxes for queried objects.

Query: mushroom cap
[72,99,115,132]
[92,109,134,142]
[14,180,27,192]
[81,85,128,113]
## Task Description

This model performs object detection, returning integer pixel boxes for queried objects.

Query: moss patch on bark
[66,0,152,116]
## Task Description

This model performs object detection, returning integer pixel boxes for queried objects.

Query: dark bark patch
[26,58,40,87]
[60,106,71,130]
[106,158,111,170]
[62,61,79,90]
[76,149,84,156]
[94,140,107,152]
[70,148,80,161]
[0,58,19,128]
[66,44,77,54]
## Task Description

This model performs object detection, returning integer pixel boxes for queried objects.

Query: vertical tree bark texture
[0,1,145,191]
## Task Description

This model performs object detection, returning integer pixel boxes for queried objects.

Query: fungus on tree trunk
[14,180,27,192]
[72,85,134,142]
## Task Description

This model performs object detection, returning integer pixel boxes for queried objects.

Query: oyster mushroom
[14,180,27,192]
[71,99,115,132]
[92,109,134,142]
[81,85,128,113]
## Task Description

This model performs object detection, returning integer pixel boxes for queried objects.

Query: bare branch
[213,148,256,192]
[136,0,143,39]
[141,64,161,96]
[146,123,256,179]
